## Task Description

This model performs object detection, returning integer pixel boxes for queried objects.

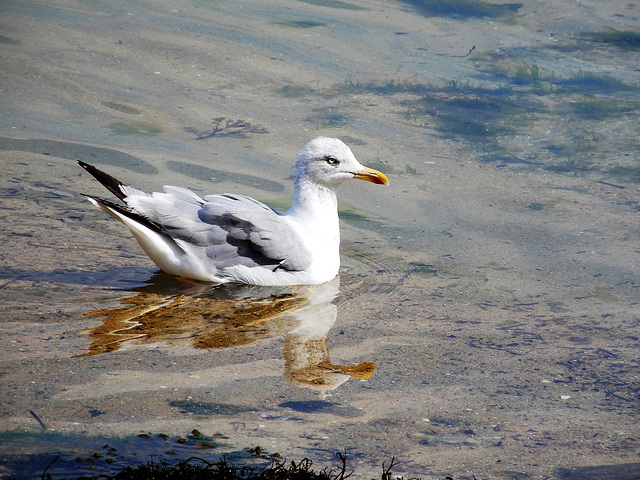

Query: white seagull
[79,137,389,286]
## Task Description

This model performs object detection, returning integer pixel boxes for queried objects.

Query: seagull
[79,137,389,286]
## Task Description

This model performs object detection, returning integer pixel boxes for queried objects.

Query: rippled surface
[1,1,639,478]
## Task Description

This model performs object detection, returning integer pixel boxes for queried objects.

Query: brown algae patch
[592,286,620,302]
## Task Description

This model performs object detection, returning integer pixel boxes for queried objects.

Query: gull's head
[295,137,389,188]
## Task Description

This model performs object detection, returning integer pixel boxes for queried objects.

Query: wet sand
[1,1,639,478]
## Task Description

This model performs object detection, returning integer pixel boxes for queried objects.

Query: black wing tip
[80,192,108,203]
[82,193,165,234]
[77,160,97,174]
[78,160,130,201]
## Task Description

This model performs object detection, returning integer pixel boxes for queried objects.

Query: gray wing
[126,187,312,272]
[199,193,312,272]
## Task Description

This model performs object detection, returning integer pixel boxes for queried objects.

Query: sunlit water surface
[1,1,639,479]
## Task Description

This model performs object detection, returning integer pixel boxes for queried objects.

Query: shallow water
[1,1,639,479]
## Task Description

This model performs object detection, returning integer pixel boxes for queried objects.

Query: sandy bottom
[1,1,639,479]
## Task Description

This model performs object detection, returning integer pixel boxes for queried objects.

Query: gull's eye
[324,156,340,166]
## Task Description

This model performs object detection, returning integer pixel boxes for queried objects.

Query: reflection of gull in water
[76,276,376,393]
[283,279,376,395]
[78,137,388,286]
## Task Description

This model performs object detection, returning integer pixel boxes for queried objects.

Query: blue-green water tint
[582,28,640,52]
[305,106,351,128]
[101,101,142,115]
[107,121,165,137]
[335,79,543,153]
[340,78,431,96]
[274,84,318,98]
[509,60,542,86]
[417,85,540,144]
[0,34,20,45]
[567,98,637,120]
[297,0,366,10]
[333,56,639,181]
[166,161,285,192]
[552,70,634,94]
[272,20,326,28]
[398,0,522,19]
[0,267,155,289]
[0,137,158,174]
[317,19,640,184]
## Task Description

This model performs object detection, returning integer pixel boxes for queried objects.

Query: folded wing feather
[125,189,312,274]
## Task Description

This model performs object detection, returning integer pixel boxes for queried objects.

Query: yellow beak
[353,166,389,186]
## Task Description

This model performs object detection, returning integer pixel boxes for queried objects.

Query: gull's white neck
[285,177,341,282]
[288,177,338,219]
